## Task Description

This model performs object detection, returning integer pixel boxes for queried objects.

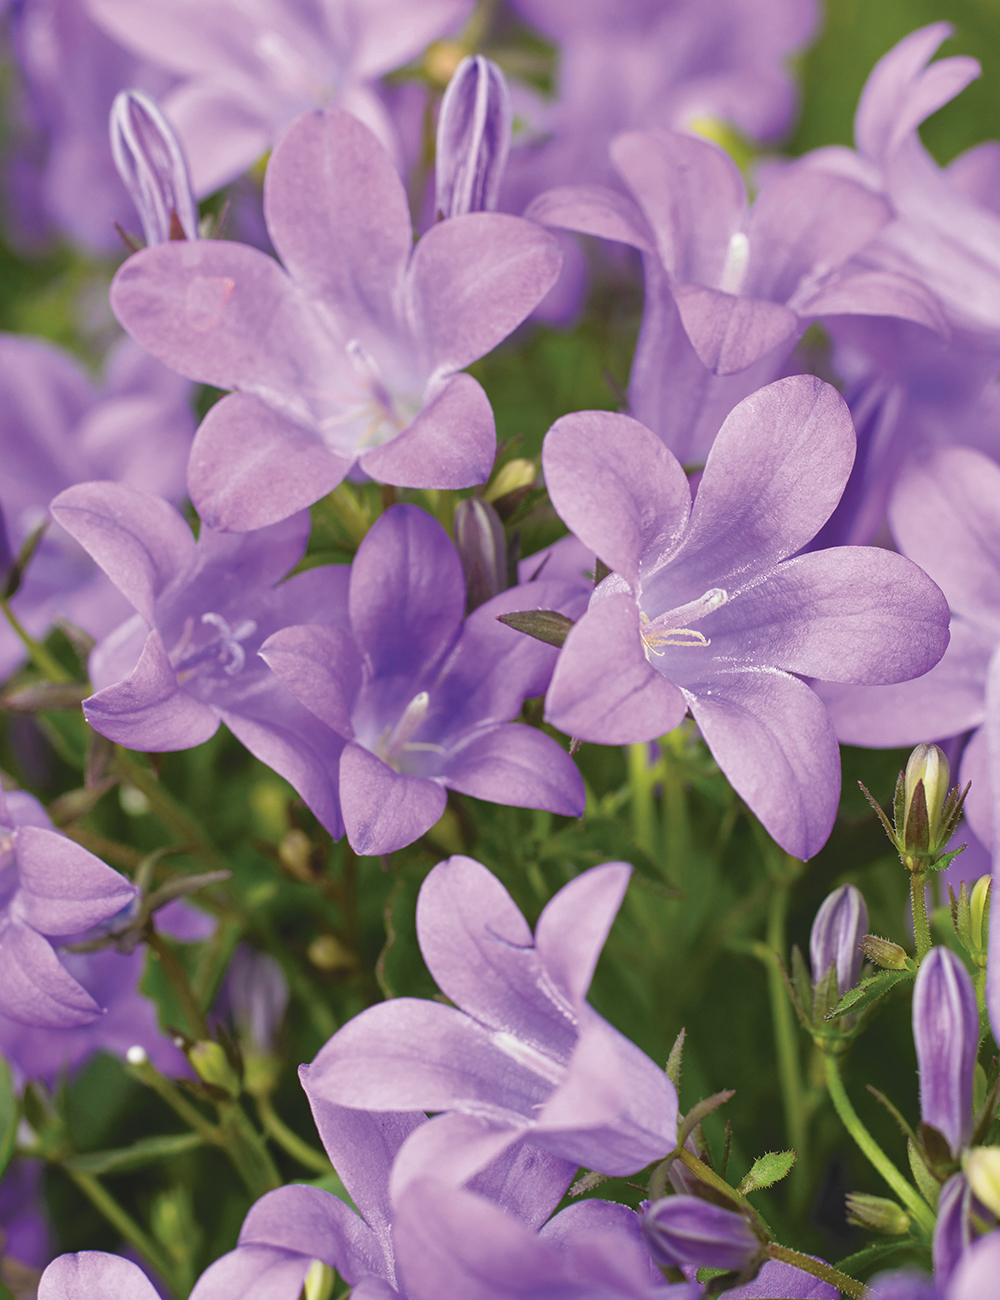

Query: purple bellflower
[260,504,586,856]
[527,128,942,464]
[810,884,868,994]
[0,1159,52,1277]
[0,788,136,1029]
[642,1196,759,1273]
[913,947,979,1159]
[110,88,198,244]
[541,376,950,859]
[435,55,511,221]
[39,1251,160,1300]
[109,107,562,531]
[868,1228,1000,1299]
[84,0,473,196]
[51,480,350,837]
[301,856,679,1200]
[0,333,194,682]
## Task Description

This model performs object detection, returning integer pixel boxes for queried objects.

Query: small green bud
[904,743,949,851]
[188,1041,241,1098]
[484,458,536,503]
[963,1147,1000,1218]
[858,934,909,970]
[303,1260,336,1300]
[845,1192,910,1235]
[970,874,991,957]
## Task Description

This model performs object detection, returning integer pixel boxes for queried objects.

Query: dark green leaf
[496,609,575,648]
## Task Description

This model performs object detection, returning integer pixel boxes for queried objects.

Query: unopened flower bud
[189,1040,241,1098]
[845,1192,910,1234]
[227,945,289,1053]
[110,89,198,246]
[810,884,868,994]
[454,497,508,609]
[963,1147,1000,1217]
[435,55,511,219]
[642,1195,761,1272]
[903,744,950,854]
[913,948,978,1158]
[858,934,909,970]
[303,1260,335,1300]
[970,874,991,955]
[484,458,536,503]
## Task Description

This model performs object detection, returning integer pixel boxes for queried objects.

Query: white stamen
[491,1031,566,1086]
[719,232,750,295]
[641,587,728,660]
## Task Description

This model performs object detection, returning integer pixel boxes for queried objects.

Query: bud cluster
[861,743,969,874]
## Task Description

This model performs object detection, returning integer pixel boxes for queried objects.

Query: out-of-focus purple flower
[453,497,508,610]
[301,856,678,1198]
[527,128,942,464]
[435,56,511,220]
[39,1251,161,1300]
[541,377,950,859]
[948,1230,1000,1299]
[110,89,197,244]
[0,333,194,683]
[5,0,174,252]
[261,505,586,855]
[0,1159,51,1273]
[642,1195,759,1272]
[84,0,473,196]
[0,788,135,1029]
[810,884,868,994]
[51,480,350,838]
[867,1273,940,1300]
[719,1259,837,1298]
[225,945,289,1054]
[110,108,563,531]
[913,948,978,1158]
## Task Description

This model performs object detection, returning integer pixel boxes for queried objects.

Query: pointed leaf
[666,1028,686,1090]
[496,609,575,648]
[737,1150,796,1194]
[824,969,912,1020]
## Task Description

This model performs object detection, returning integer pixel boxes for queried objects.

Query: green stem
[763,884,809,1208]
[146,928,209,1039]
[255,1094,332,1174]
[1,598,72,682]
[127,1056,221,1146]
[823,1052,935,1235]
[216,1100,283,1198]
[675,1148,776,1241]
[64,1167,180,1296]
[765,1243,866,1299]
[114,748,223,867]
[910,872,933,963]
[627,742,656,856]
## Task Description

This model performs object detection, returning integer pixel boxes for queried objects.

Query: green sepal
[908,1138,942,1208]
[903,779,929,854]
[737,1150,796,1194]
[859,779,898,848]
[774,950,811,1030]
[62,1131,205,1176]
[812,961,841,1023]
[0,1056,17,1183]
[824,968,912,1021]
[666,1027,685,1091]
[496,609,575,648]
[677,1089,735,1149]
[1,518,48,600]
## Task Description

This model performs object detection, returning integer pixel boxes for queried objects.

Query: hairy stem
[765,1242,866,1299]
[910,872,933,963]
[823,1052,935,1235]
[627,741,657,857]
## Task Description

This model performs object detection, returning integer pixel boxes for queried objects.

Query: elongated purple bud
[110,90,198,245]
[809,883,868,994]
[454,497,508,609]
[435,55,511,219]
[913,947,978,1157]
[642,1196,760,1272]
[227,945,289,1052]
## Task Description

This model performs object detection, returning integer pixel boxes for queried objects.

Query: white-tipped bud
[126,1045,148,1066]
[110,90,198,246]
[435,55,511,219]
[903,743,950,848]
[964,1147,1000,1217]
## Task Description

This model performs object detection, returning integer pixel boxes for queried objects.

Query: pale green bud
[303,1260,335,1300]
[845,1192,910,1235]
[484,458,536,502]
[963,1147,1000,1218]
[970,874,992,954]
[189,1041,241,1098]
[904,743,950,848]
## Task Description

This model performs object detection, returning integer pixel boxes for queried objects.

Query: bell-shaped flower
[527,128,942,464]
[435,56,511,220]
[301,856,679,1199]
[109,108,563,532]
[913,948,979,1159]
[85,0,473,197]
[51,481,350,837]
[0,333,194,682]
[260,504,586,856]
[810,884,868,995]
[541,375,950,859]
[0,789,136,1029]
[110,88,198,244]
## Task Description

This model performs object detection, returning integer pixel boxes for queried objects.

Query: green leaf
[496,609,575,648]
[62,1131,205,1175]
[0,1057,17,1183]
[737,1150,796,1194]
[824,969,911,1020]
[666,1027,686,1090]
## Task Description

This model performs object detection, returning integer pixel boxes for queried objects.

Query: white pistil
[376,691,444,768]
[719,231,750,296]
[640,587,728,660]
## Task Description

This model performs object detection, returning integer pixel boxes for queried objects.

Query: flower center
[170,612,258,683]
[374,691,445,771]
[640,588,728,660]
[719,232,750,295]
